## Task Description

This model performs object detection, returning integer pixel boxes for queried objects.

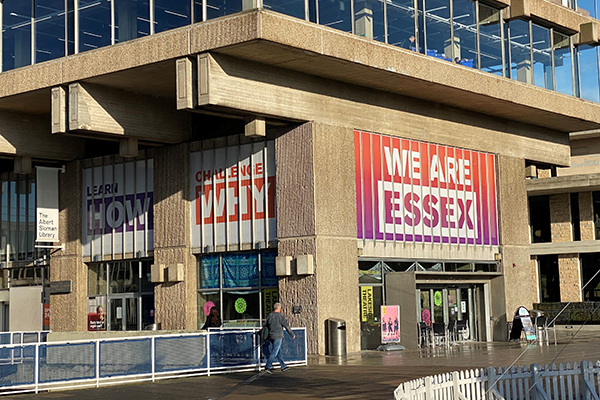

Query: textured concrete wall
[153,144,197,330]
[538,169,552,178]
[50,161,87,332]
[558,254,582,302]
[550,194,572,242]
[276,123,320,354]
[579,192,595,241]
[498,155,533,323]
[313,123,359,354]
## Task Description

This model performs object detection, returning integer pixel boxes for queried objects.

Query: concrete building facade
[0,0,598,353]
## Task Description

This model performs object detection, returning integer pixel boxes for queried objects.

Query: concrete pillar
[49,161,87,332]
[276,122,359,355]
[530,256,539,304]
[558,254,581,302]
[355,0,374,40]
[550,193,571,242]
[579,192,595,241]
[497,155,531,338]
[153,143,197,330]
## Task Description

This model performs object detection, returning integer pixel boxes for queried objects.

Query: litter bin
[327,318,346,356]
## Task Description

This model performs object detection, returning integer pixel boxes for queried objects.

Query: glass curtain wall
[554,31,574,96]
[452,0,477,67]
[508,19,532,84]
[577,45,600,103]
[478,4,502,76]
[34,0,66,63]
[114,0,151,43]
[2,1,32,72]
[197,251,278,328]
[532,23,552,90]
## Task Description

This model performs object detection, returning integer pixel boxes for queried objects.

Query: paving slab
[5,339,600,400]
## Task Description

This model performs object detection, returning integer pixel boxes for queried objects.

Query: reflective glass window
[581,253,600,301]
[423,0,451,60]
[353,0,385,42]
[223,290,259,322]
[264,0,305,20]
[67,0,75,55]
[154,0,191,34]
[115,0,151,43]
[554,31,574,96]
[577,45,600,102]
[531,24,552,90]
[538,255,560,302]
[577,0,596,18]
[34,0,66,63]
[2,1,32,71]
[508,20,532,84]
[452,0,476,68]
[79,0,111,52]
[18,180,26,259]
[206,0,243,20]
[318,0,352,33]
[530,195,551,243]
[478,4,503,76]
[386,0,416,48]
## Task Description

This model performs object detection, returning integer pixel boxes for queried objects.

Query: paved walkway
[5,339,600,399]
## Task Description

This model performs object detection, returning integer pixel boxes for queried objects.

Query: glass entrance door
[109,295,139,331]
[417,285,480,341]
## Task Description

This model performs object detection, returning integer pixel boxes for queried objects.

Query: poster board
[518,306,536,340]
[381,305,400,343]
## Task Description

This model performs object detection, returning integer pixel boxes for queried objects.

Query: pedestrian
[202,306,222,330]
[264,302,295,374]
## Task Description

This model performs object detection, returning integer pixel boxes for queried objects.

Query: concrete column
[530,256,539,304]
[153,143,197,330]
[550,194,571,242]
[558,254,581,302]
[49,161,88,332]
[355,0,374,40]
[497,155,530,339]
[276,122,359,355]
[579,192,595,241]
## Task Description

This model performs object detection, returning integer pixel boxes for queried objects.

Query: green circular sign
[434,291,443,307]
[235,298,247,314]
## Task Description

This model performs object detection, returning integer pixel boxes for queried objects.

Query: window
[422,0,451,59]
[114,0,151,42]
[593,191,600,240]
[509,20,532,84]
[478,4,503,76]
[532,24,552,90]
[577,45,600,103]
[263,0,306,20]
[452,0,477,68]
[571,193,581,241]
[78,0,111,51]
[538,255,560,302]
[197,251,278,328]
[154,0,191,34]
[318,0,352,33]
[34,0,66,63]
[554,31,574,96]
[529,195,551,243]
[2,0,32,71]
[581,253,600,301]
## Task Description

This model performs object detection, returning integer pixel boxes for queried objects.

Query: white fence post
[487,367,496,400]
[207,332,211,377]
[151,336,156,382]
[425,376,433,399]
[34,343,39,394]
[95,340,100,388]
[452,371,460,400]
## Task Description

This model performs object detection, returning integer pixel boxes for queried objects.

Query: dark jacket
[265,312,293,339]
[202,317,222,330]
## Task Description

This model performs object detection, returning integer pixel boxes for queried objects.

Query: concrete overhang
[526,173,600,194]
[530,240,600,255]
[0,10,597,134]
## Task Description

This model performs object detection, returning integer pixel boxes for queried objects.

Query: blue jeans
[265,338,286,370]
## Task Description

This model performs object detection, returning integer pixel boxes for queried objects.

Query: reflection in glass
[577,45,600,103]
[423,0,451,59]
[115,0,151,43]
[531,24,552,90]
[2,1,32,71]
[264,0,305,20]
[223,290,259,321]
[78,0,111,52]
[34,0,66,63]
[509,20,531,84]
[353,0,385,42]
[386,0,416,48]
[554,31,574,96]
[318,0,352,33]
[452,0,476,68]
[206,0,243,20]
[577,0,596,18]
[197,291,220,328]
[154,0,191,34]
[478,4,503,76]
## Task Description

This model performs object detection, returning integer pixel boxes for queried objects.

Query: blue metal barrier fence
[0,328,307,395]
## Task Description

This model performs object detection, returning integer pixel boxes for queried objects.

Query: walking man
[264,302,295,373]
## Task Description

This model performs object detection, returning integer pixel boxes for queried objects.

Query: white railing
[395,360,600,400]
[0,332,50,346]
[0,328,307,396]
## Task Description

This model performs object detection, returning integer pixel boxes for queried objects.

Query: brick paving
[5,339,600,399]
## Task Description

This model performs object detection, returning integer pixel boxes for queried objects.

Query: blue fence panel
[0,345,35,387]
[100,339,151,378]
[39,342,96,383]
[281,329,306,362]
[22,333,39,343]
[155,335,207,373]
[209,331,256,368]
[0,333,10,345]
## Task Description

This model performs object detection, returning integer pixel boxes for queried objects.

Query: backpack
[259,326,269,341]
